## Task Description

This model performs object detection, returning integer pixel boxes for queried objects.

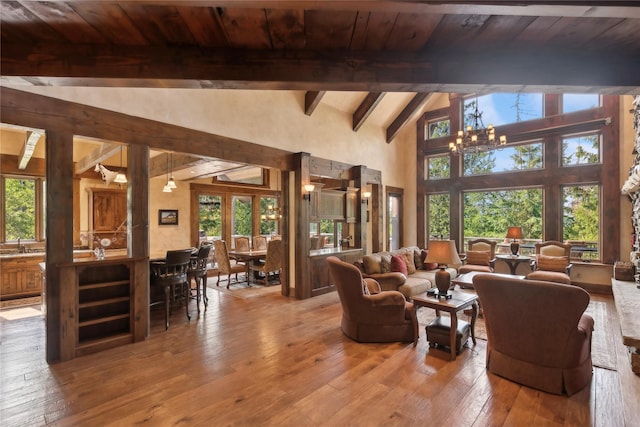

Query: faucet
[17,237,26,253]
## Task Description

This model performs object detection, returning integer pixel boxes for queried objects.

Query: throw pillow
[362,254,381,274]
[413,249,423,270]
[421,249,438,270]
[380,254,392,273]
[402,251,417,274]
[390,254,408,275]
[466,250,491,266]
[362,280,370,295]
[537,255,569,272]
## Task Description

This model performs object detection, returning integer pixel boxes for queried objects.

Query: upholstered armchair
[458,239,496,275]
[527,240,572,284]
[472,273,594,396]
[326,256,418,344]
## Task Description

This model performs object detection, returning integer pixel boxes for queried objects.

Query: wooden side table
[496,254,531,275]
[411,290,478,360]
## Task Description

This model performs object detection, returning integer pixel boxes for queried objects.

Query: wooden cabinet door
[89,189,127,249]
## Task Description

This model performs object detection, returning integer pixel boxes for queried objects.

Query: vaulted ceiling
[2,1,639,176]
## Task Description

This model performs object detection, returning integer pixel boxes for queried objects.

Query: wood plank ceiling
[2,1,640,172]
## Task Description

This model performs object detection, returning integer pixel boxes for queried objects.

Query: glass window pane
[562,133,600,166]
[427,193,450,240]
[260,196,278,235]
[463,142,543,176]
[563,185,600,261]
[562,94,600,113]
[427,118,450,139]
[464,93,543,127]
[198,195,222,243]
[5,177,36,240]
[463,189,542,255]
[232,195,252,240]
[426,155,450,180]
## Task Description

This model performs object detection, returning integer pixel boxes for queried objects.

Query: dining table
[227,249,268,282]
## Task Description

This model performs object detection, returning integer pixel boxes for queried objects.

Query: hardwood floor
[1,289,638,426]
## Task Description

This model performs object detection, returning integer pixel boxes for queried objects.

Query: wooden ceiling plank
[217,7,271,48]
[386,92,434,143]
[0,1,65,44]
[305,9,358,49]
[70,2,149,46]
[149,152,213,177]
[266,9,305,49]
[385,12,443,50]
[175,5,228,47]
[305,91,326,116]
[74,143,121,174]
[19,1,108,44]
[17,130,42,170]
[353,92,386,131]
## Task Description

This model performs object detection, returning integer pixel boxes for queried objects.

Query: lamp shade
[506,226,523,240]
[424,240,461,266]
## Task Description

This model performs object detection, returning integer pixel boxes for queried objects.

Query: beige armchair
[473,273,594,396]
[527,240,572,284]
[458,238,496,275]
[249,239,282,286]
[326,256,418,344]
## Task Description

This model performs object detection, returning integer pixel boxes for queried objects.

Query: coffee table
[411,289,478,361]
[453,271,526,289]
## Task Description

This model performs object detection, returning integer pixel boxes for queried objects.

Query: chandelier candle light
[449,98,507,155]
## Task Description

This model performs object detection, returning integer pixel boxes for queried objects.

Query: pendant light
[167,152,177,189]
[113,146,128,184]
[162,152,172,192]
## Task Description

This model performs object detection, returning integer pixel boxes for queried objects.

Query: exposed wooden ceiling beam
[353,92,386,131]
[386,93,434,143]
[74,143,121,174]
[304,91,326,116]
[17,130,42,170]
[3,44,638,94]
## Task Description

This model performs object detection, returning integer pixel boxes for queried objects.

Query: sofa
[354,246,458,299]
[473,273,594,396]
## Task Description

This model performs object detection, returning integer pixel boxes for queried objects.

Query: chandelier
[449,98,507,155]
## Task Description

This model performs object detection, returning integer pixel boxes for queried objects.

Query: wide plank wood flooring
[1,288,639,426]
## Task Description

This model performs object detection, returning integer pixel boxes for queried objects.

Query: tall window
[463,189,543,253]
[427,193,450,240]
[231,195,252,241]
[464,93,543,127]
[3,176,45,242]
[463,141,543,176]
[426,118,450,139]
[562,94,600,113]
[260,196,278,235]
[563,185,600,260]
[425,154,450,180]
[562,133,600,166]
[198,195,222,242]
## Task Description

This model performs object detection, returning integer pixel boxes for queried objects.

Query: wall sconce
[303,184,315,201]
[362,191,371,205]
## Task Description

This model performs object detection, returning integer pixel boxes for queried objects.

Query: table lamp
[424,240,461,299]
[506,226,523,256]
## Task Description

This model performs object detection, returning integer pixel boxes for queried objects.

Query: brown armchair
[326,256,418,344]
[527,240,572,284]
[458,238,497,275]
[473,273,594,396]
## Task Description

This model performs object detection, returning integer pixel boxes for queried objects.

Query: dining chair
[249,239,283,286]
[253,235,268,251]
[188,243,212,312]
[213,240,248,289]
[234,236,251,252]
[149,248,193,330]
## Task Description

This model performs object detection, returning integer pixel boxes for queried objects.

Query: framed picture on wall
[158,209,178,225]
